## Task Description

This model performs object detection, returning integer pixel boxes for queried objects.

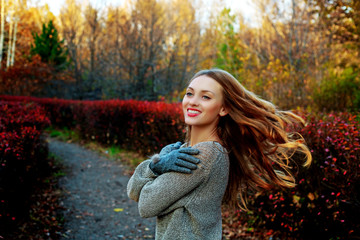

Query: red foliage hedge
[74,99,185,154]
[0,95,185,155]
[0,101,50,230]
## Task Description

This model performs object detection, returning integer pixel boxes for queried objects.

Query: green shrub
[312,67,360,111]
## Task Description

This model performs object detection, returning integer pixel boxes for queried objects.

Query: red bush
[0,56,53,96]
[0,95,184,154]
[230,111,360,239]
[0,95,79,129]
[0,55,74,97]
[0,101,50,230]
[71,99,184,154]
[296,112,360,238]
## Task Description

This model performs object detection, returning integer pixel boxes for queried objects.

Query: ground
[47,138,155,240]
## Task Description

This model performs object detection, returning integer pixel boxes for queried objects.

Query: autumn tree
[0,1,62,96]
[0,0,21,69]
[59,0,104,99]
[161,0,201,101]
[65,0,202,101]
[80,4,102,99]
[59,0,85,98]
[114,0,168,100]
[311,0,360,48]
[96,7,127,98]
[307,0,360,110]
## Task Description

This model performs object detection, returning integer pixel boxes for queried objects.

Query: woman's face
[182,75,227,127]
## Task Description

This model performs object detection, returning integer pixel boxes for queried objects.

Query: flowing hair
[185,69,312,210]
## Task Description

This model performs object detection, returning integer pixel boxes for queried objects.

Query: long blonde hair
[186,69,312,209]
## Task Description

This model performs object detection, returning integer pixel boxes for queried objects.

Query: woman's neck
[189,125,220,146]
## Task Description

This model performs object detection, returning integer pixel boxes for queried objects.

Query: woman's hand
[149,148,200,175]
[159,142,183,156]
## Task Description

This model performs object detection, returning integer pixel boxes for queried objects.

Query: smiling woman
[127,68,312,240]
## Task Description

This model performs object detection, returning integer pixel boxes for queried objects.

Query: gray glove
[149,147,200,175]
[159,142,183,156]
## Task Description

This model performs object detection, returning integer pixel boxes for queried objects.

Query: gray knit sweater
[127,141,229,240]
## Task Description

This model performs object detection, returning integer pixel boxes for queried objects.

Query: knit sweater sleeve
[127,142,221,218]
[127,157,158,203]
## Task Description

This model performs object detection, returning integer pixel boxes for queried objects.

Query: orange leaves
[0,54,73,96]
[307,192,315,201]
[0,56,52,95]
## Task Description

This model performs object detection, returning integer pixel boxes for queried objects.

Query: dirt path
[47,138,155,240]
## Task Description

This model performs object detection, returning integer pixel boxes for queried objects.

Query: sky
[35,0,257,22]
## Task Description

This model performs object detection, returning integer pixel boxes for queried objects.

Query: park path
[47,138,155,240]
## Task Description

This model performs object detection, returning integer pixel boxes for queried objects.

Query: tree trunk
[10,18,18,66]
[6,14,13,69]
[0,0,5,66]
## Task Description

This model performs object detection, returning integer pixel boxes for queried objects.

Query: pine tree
[31,20,68,69]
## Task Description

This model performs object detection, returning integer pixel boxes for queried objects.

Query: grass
[102,144,144,165]
[85,142,145,175]
[46,126,81,142]
[105,145,144,167]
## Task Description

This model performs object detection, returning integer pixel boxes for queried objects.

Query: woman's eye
[185,92,193,97]
[203,95,211,100]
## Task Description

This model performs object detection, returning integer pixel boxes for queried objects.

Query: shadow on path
[47,138,155,240]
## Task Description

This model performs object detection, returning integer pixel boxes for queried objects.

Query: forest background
[0,0,359,111]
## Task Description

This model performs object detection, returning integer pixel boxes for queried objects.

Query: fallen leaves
[114,208,124,212]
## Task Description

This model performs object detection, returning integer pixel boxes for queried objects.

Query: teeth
[188,109,200,114]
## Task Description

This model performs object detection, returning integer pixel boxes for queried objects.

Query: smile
[187,108,201,117]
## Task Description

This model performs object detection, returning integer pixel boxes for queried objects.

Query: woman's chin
[184,118,198,126]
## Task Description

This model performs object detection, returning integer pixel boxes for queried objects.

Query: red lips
[187,108,201,117]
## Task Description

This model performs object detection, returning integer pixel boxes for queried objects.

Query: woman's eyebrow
[187,87,215,95]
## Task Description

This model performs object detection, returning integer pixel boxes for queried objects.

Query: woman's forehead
[188,75,222,93]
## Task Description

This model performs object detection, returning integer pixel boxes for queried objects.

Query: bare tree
[82,4,102,98]
[111,0,168,99]
[59,0,85,97]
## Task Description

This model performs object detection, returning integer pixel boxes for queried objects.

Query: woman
[127,69,312,240]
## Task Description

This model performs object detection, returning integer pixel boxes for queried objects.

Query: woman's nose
[189,96,199,106]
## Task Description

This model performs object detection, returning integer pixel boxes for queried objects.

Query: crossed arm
[127,143,217,218]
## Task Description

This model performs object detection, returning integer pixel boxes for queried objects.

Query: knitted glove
[149,147,200,175]
[159,142,183,156]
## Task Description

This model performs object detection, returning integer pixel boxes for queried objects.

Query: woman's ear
[219,106,228,117]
